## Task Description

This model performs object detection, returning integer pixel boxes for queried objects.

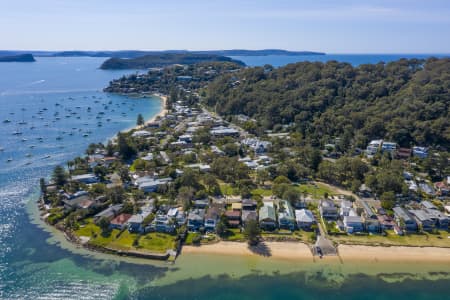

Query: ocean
[230,53,449,67]
[0,55,449,299]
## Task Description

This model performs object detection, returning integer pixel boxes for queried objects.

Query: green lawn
[219,182,238,196]
[185,232,201,245]
[251,188,272,197]
[222,228,245,242]
[331,230,450,247]
[138,233,176,253]
[295,183,335,199]
[75,219,176,253]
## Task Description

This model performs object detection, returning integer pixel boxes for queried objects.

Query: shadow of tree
[248,242,272,257]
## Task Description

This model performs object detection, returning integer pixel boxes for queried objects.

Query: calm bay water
[230,53,450,67]
[0,55,449,299]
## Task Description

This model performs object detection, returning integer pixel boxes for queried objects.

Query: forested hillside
[204,58,450,149]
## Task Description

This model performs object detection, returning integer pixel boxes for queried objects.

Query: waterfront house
[128,214,145,233]
[151,214,176,233]
[295,209,316,230]
[225,210,241,228]
[204,207,220,232]
[187,209,205,231]
[259,202,277,230]
[278,200,295,230]
[393,207,417,232]
[409,209,435,231]
[63,195,94,212]
[110,213,132,230]
[242,210,258,226]
[319,200,338,220]
[364,219,381,233]
[94,204,123,223]
[425,209,449,229]
[241,199,257,225]
[343,215,364,233]
[377,215,396,230]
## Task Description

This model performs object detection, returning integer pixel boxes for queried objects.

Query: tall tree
[52,165,68,187]
[136,113,145,126]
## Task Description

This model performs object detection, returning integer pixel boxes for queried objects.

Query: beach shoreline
[182,241,450,264]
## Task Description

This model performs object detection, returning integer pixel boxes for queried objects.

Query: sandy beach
[338,244,450,263]
[183,241,315,261]
[145,94,168,124]
[182,241,450,264]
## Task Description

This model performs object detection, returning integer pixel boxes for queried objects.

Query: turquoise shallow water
[0,55,449,299]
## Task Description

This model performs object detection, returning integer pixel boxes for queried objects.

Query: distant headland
[0,53,35,62]
[0,49,325,58]
[100,53,246,69]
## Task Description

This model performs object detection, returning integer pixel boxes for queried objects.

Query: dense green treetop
[204,58,450,149]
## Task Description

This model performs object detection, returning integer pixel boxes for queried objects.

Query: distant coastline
[0,53,35,62]
[0,49,325,58]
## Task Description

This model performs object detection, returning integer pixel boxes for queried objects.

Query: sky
[0,0,449,53]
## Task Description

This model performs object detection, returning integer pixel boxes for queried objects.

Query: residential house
[152,214,176,233]
[210,126,239,137]
[193,199,209,209]
[187,209,205,231]
[278,200,295,230]
[225,210,241,228]
[360,201,377,219]
[94,204,123,223]
[319,200,338,220]
[343,215,364,233]
[241,199,257,225]
[412,146,428,159]
[259,202,277,230]
[377,215,396,230]
[63,195,95,212]
[339,200,354,218]
[110,213,132,230]
[366,140,382,155]
[365,219,381,233]
[393,207,418,232]
[295,209,316,230]
[71,174,99,184]
[409,209,435,231]
[204,207,220,232]
[381,141,397,153]
[242,199,257,211]
[425,209,449,229]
